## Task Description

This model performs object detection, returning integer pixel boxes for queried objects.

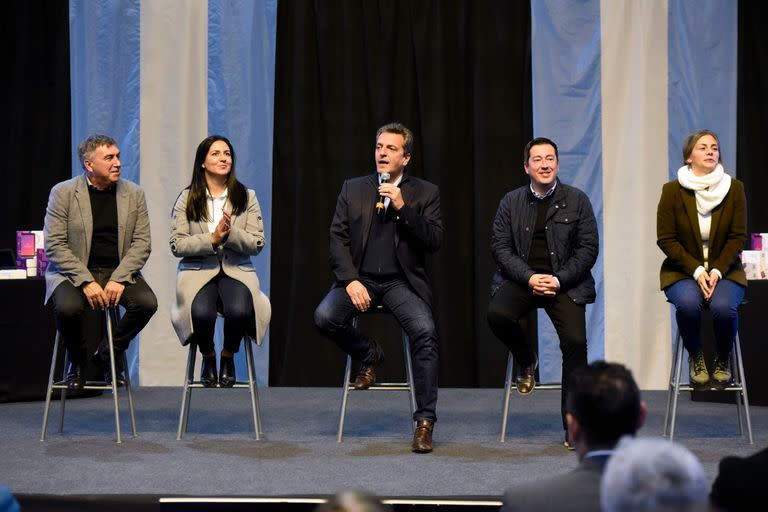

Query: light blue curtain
[70,0,142,382]
[668,1,737,178]
[531,0,604,381]
[69,0,277,384]
[208,0,277,385]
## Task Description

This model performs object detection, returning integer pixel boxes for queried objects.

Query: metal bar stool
[176,332,263,440]
[337,305,417,442]
[40,307,136,444]
[499,310,562,442]
[499,350,561,442]
[663,328,753,444]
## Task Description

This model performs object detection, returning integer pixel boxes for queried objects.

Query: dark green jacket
[657,178,747,290]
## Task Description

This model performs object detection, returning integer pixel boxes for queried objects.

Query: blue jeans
[664,278,745,357]
[314,275,439,422]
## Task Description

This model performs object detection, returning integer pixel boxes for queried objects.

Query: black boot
[92,344,125,385]
[201,355,218,387]
[65,360,85,390]
[219,356,236,388]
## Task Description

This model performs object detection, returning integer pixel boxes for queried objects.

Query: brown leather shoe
[354,365,377,390]
[516,356,538,395]
[412,419,434,453]
[353,343,384,390]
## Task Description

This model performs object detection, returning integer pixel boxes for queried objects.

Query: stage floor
[1,387,765,499]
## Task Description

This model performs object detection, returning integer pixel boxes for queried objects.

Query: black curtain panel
[737,0,768,234]
[270,1,532,387]
[0,1,71,253]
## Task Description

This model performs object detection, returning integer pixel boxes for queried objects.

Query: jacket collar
[680,184,704,250]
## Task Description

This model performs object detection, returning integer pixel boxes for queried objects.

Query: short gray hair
[78,134,118,166]
[601,437,708,512]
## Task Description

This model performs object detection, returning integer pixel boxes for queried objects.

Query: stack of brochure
[0,269,27,280]
[743,233,768,280]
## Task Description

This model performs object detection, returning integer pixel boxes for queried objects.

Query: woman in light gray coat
[170,135,271,387]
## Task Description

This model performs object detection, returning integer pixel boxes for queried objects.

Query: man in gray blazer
[44,134,157,389]
[501,361,646,512]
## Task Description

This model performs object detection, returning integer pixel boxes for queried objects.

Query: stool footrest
[346,383,411,391]
[674,384,744,392]
[52,383,123,391]
[531,383,562,390]
[186,382,253,389]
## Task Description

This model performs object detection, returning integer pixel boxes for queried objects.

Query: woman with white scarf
[657,130,747,388]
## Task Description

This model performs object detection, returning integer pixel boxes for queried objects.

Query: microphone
[376,172,391,214]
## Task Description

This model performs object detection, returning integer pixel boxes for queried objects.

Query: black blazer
[328,173,443,309]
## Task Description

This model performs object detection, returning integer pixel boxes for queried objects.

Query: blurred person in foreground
[501,361,645,511]
[601,436,709,512]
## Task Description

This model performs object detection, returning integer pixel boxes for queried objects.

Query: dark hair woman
[170,135,271,387]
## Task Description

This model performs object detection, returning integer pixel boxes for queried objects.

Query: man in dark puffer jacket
[487,137,599,448]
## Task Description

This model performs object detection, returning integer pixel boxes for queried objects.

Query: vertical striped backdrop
[69,0,735,389]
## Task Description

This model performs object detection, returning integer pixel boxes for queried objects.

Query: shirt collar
[529,180,557,199]
[206,188,229,199]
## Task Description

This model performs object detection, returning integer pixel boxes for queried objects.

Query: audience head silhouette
[601,436,708,512]
[566,361,646,457]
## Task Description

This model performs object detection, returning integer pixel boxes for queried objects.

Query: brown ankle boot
[353,342,384,390]
[412,419,434,453]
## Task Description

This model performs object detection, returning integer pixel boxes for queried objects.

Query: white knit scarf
[676,164,731,215]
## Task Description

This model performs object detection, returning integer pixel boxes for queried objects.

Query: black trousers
[190,272,255,355]
[487,279,588,430]
[314,275,439,423]
[50,268,157,360]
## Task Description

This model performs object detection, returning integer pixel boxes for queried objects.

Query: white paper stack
[25,257,37,277]
[0,269,27,280]
[741,251,767,280]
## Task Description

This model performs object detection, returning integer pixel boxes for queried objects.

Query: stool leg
[121,351,137,437]
[176,344,195,440]
[40,331,61,441]
[251,343,264,436]
[733,335,753,444]
[105,308,122,444]
[402,334,416,431]
[500,352,514,443]
[58,350,68,433]
[663,330,679,437]
[732,349,744,437]
[337,355,352,443]
[244,337,262,440]
[668,332,685,442]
